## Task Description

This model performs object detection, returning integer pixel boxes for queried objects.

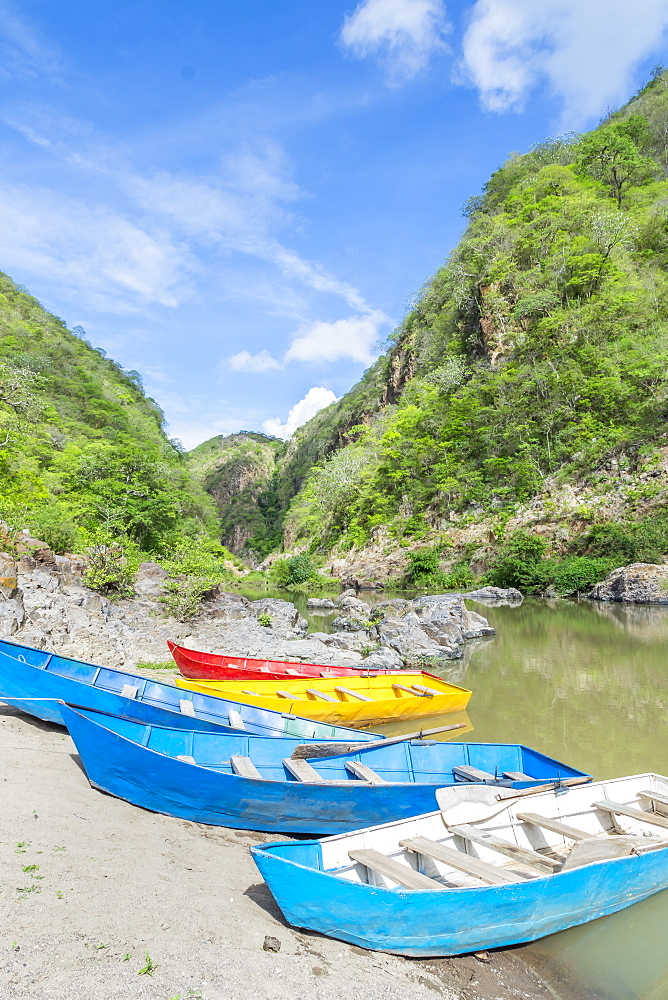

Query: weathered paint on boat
[0,640,379,743]
[251,774,668,956]
[175,672,472,727]
[168,640,401,680]
[60,703,589,835]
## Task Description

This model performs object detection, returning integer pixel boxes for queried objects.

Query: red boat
[167,641,409,681]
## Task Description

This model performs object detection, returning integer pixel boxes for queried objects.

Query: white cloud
[285,311,386,365]
[340,0,450,84]
[263,387,338,439]
[0,182,190,312]
[460,0,668,125]
[228,350,282,373]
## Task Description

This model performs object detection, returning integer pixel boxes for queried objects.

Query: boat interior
[311,774,668,889]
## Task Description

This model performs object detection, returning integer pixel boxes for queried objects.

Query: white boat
[251,773,668,956]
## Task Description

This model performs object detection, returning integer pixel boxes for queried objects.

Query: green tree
[577,115,655,206]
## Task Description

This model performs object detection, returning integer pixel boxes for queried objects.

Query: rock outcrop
[0,547,496,671]
[589,563,668,604]
[464,586,524,606]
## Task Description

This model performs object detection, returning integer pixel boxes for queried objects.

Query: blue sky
[2,0,668,447]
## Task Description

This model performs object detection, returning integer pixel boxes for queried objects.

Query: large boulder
[464,586,523,606]
[134,561,169,598]
[250,597,308,637]
[306,598,337,610]
[589,564,668,604]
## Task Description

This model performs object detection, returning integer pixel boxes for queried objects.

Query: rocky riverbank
[0,539,498,670]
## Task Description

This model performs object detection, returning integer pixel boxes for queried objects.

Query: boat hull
[168,641,398,680]
[0,640,379,743]
[251,839,668,956]
[175,674,472,727]
[60,705,589,835]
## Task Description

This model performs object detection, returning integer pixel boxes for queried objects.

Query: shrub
[257,612,272,627]
[270,554,316,588]
[83,543,135,598]
[27,505,79,554]
[548,556,618,595]
[159,577,217,621]
[486,529,551,593]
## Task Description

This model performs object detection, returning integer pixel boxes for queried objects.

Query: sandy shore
[0,703,587,1000]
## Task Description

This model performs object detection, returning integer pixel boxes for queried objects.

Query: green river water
[279,591,668,1000]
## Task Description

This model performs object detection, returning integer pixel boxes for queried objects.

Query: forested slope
[275,71,668,591]
[0,274,218,558]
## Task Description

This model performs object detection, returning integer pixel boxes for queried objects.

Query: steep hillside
[0,273,218,556]
[276,71,668,590]
[187,432,285,558]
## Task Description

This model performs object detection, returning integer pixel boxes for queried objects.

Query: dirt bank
[0,702,593,1000]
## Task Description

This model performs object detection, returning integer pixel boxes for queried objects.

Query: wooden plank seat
[447,823,559,871]
[503,771,534,782]
[176,754,196,764]
[638,789,668,814]
[348,848,442,891]
[230,755,262,779]
[452,765,497,783]
[592,800,668,830]
[121,684,138,699]
[345,761,388,784]
[285,669,299,675]
[516,812,590,842]
[305,688,338,702]
[334,686,373,702]
[275,690,304,701]
[283,757,333,783]
[179,698,195,716]
[400,836,525,885]
[392,682,424,696]
[411,684,441,697]
[227,709,246,731]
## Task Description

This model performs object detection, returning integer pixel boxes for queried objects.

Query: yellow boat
[174,672,472,727]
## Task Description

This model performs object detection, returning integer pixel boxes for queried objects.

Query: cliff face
[187,432,285,558]
[270,72,668,585]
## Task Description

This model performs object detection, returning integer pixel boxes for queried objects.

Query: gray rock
[306,598,337,609]
[339,595,371,615]
[312,630,373,653]
[330,612,370,632]
[0,595,25,635]
[359,645,404,670]
[376,617,462,664]
[589,563,668,604]
[134,561,169,597]
[465,586,523,605]
[250,597,308,636]
[337,588,357,603]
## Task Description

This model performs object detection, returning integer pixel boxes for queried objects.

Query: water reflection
[528,889,668,1000]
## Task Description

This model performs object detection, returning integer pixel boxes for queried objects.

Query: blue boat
[251,773,668,956]
[60,703,590,835]
[0,639,379,742]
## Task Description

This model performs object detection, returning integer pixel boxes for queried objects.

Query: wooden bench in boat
[121,684,138,699]
[410,684,441,697]
[400,836,525,884]
[231,755,262,779]
[638,789,668,814]
[392,682,425,697]
[503,771,534,782]
[178,698,195,716]
[273,690,304,701]
[452,765,497,783]
[592,800,668,830]
[283,757,332,783]
[227,709,246,730]
[176,754,196,764]
[447,823,559,871]
[516,812,590,842]
[334,686,373,702]
[348,848,443,891]
[305,688,337,702]
[345,761,387,784]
